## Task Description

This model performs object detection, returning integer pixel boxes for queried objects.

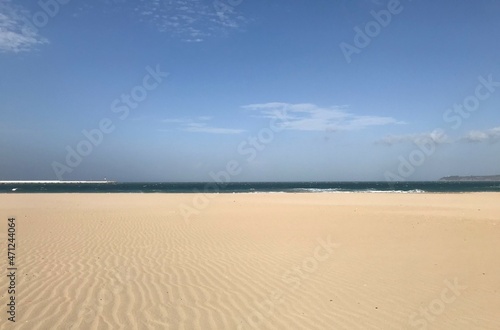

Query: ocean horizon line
[1,181,499,194]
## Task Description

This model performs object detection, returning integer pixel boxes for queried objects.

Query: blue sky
[1,0,500,182]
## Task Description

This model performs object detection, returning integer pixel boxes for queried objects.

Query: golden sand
[1,193,499,329]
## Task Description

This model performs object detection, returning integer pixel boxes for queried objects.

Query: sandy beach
[1,193,499,329]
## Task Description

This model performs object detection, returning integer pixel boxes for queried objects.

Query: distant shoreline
[0,181,114,184]
[439,175,500,182]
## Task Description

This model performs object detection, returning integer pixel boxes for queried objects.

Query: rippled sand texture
[1,193,499,329]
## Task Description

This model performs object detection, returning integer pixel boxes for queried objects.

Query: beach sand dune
[1,193,499,329]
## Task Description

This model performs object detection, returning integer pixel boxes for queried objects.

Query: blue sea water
[1,181,500,193]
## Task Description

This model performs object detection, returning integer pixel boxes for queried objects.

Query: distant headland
[439,175,500,182]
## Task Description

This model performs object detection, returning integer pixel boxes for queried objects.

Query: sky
[1,0,500,182]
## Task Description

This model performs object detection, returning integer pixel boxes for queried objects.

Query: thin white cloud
[376,130,451,146]
[184,123,245,134]
[243,102,404,131]
[462,127,500,143]
[162,116,245,134]
[92,0,247,42]
[0,1,48,53]
[162,118,187,124]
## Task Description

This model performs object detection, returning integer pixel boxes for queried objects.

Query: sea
[1,181,500,193]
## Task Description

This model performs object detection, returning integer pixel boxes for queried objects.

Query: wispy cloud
[243,102,404,131]
[378,127,500,146]
[184,123,245,134]
[376,130,451,146]
[0,0,48,53]
[462,127,500,144]
[92,0,247,42]
[162,116,245,134]
[162,118,188,124]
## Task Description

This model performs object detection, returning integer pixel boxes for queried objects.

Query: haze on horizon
[1,0,500,182]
